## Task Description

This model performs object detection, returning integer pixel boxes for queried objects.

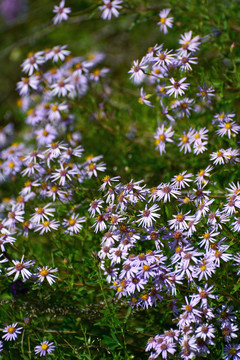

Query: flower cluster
[93,170,240,358]
[128,26,240,164]
[0,18,108,355]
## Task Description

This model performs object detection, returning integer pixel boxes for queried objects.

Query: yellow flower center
[229,348,237,355]
[198,169,205,176]
[88,163,96,171]
[51,105,58,111]
[176,214,184,222]
[8,326,15,334]
[224,122,232,129]
[93,69,101,76]
[68,219,76,226]
[143,264,150,271]
[176,174,183,182]
[40,269,49,276]
[200,265,206,271]
[160,17,166,24]
[8,161,15,169]
[182,135,188,143]
[159,134,166,142]
[41,344,48,350]
[185,305,192,312]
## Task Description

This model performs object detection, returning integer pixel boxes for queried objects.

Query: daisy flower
[16,75,39,96]
[223,343,240,360]
[195,165,213,185]
[50,79,74,97]
[21,51,45,75]
[154,48,175,67]
[193,257,216,281]
[63,214,85,234]
[35,124,57,146]
[197,83,215,100]
[168,211,194,231]
[213,112,235,125]
[178,128,195,153]
[178,30,200,53]
[166,77,189,98]
[93,214,107,232]
[157,8,173,34]
[193,127,208,143]
[99,0,123,20]
[196,323,215,341]
[85,161,106,178]
[138,88,153,107]
[99,175,120,191]
[157,183,181,203]
[6,255,34,281]
[226,182,240,198]
[51,163,77,186]
[193,140,208,154]
[216,121,240,138]
[176,97,194,118]
[171,171,193,189]
[154,124,174,155]
[37,266,58,285]
[30,204,55,224]
[35,341,55,357]
[128,58,148,85]
[2,323,23,341]
[136,204,160,228]
[210,149,226,165]
[177,51,198,71]
[88,199,104,217]
[34,219,60,234]
[53,0,71,25]
[51,45,71,62]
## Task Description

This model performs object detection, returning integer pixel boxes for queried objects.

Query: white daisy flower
[2,323,23,341]
[166,77,189,98]
[37,266,58,285]
[157,8,174,34]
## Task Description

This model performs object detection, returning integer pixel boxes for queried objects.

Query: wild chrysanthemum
[2,323,23,341]
[171,171,193,189]
[6,255,34,281]
[157,8,173,34]
[99,0,123,20]
[128,59,148,85]
[154,125,174,155]
[36,266,58,285]
[178,30,200,53]
[166,77,189,98]
[53,0,71,25]
[35,341,55,357]
[63,214,85,234]
[136,204,160,228]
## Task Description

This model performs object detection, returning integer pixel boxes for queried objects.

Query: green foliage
[0,0,240,358]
